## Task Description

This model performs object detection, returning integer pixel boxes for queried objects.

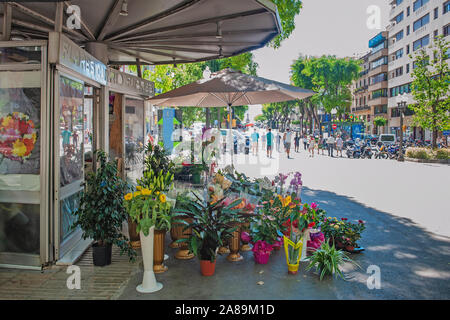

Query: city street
[117,145,450,300]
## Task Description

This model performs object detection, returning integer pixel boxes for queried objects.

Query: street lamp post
[396,93,409,162]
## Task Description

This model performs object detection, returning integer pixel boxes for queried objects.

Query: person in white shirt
[283,128,293,159]
[327,135,335,157]
[336,135,344,157]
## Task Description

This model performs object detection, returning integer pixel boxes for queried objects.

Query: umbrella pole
[228,104,233,166]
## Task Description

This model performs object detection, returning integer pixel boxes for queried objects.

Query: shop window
[0,58,42,255]
[124,98,145,185]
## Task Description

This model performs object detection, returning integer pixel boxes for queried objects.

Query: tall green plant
[409,36,450,149]
[72,150,136,261]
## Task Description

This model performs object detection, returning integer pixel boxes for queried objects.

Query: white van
[378,134,396,145]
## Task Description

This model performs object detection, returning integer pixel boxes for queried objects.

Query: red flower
[308,222,315,228]
[341,218,348,221]
[358,220,364,224]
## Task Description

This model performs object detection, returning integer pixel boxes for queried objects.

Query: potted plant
[248,211,280,264]
[340,219,366,253]
[174,192,248,276]
[72,150,136,266]
[306,242,357,280]
[124,186,173,293]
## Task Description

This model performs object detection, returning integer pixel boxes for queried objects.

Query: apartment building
[351,31,390,134]
[387,0,450,140]
[368,31,390,134]
[351,53,372,131]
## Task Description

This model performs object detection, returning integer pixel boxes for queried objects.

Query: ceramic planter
[200,259,216,276]
[128,218,141,249]
[227,224,243,262]
[92,242,112,267]
[300,229,310,262]
[169,219,182,249]
[136,227,163,293]
[175,216,194,260]
[153,229,168,273]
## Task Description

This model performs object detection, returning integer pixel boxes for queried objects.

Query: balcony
[369,80,388,92]
[368,96,388,107]
[369,48,389,62]
[353,105,371,112]
[368,64,388,77]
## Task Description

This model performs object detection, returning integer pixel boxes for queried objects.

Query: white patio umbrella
[148,68,315,161]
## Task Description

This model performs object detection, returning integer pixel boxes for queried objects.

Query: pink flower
[311,202,318,210]
[241,232,251,243]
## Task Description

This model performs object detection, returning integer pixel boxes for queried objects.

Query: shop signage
[53,33,107,85]
[107,68,154,97]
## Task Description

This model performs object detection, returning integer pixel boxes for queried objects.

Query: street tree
[409,36,450,149]
[373,116,387,135]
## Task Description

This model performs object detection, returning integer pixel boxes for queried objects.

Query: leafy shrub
[435,149,450,160]
[415,149,430,159]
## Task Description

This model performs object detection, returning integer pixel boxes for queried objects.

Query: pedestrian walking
[261,131,266,151]
[308,135,315,157]
[303,134,308,150]
[276,132,281,152]
[266,128,274,158]
[283,128,293,159]
[294,133,300,152]
[327,134,335,157]
[251,129,259,155]
[336,135,344,157]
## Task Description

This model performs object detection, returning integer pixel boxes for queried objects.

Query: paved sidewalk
[0,246,141,300]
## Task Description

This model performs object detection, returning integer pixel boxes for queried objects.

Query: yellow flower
[133,191,141,197]
[156,191,160,195]
[136,186,142,191]
[282,195,292,207]
[12,139,27,157]
[159,194,166,203]
[141,188,151,196]
[334,225,340,229]
[1,116,12,127]
[124,193,132,201]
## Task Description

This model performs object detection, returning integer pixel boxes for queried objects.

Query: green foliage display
[137,143,174,193]
[174,192,250,262]
[409,36,450,149]
[269,0,303,48]
[72,150,136,261]
[306,242,356,281]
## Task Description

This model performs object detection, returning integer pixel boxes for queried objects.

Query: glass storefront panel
[59,76,84,187]
[0,46,42,64]
[0,69,41,255]
[60,191,81,242]
[124,98,144,184]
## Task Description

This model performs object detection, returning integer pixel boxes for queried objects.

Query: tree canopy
[408,36,450,148]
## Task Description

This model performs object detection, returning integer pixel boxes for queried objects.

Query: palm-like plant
[174,192,252,262]
[306,242,357,281]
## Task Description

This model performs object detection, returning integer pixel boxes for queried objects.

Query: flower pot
[345,245,355,252]
[153,229,168,273]
[128,218,141,249]
[169,219,182,249]
[192,172,201,184]
[200,259,216,276]
[253,250,271,264]
[175,216,194,260]
[283,235,303,275]
[227,224,243,262]
[300,229,310,262]
[136,227,163,293]
[92,242,112,267]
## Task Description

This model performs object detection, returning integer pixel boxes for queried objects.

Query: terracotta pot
[175,216,194,260]
[153,229,168,273]
[128,218,141,249]
[200,259,216,276]
[345,245,355,252]
[227,224,243,262]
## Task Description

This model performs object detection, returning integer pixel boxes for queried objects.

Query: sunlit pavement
[228,146,450,238]
[118,145,450,300]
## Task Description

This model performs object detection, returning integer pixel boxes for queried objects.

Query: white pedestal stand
[136,227,163,293]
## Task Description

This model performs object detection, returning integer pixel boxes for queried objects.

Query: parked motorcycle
[346,144,361,158]
[373,144,388,159]
[360,141,373,159]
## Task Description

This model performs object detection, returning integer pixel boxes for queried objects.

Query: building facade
[351,53,372,131]
[387,0,450,140]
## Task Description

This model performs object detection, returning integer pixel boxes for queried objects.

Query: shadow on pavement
[119,187,450,300]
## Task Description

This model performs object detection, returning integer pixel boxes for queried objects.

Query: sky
[253,0,391,84]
